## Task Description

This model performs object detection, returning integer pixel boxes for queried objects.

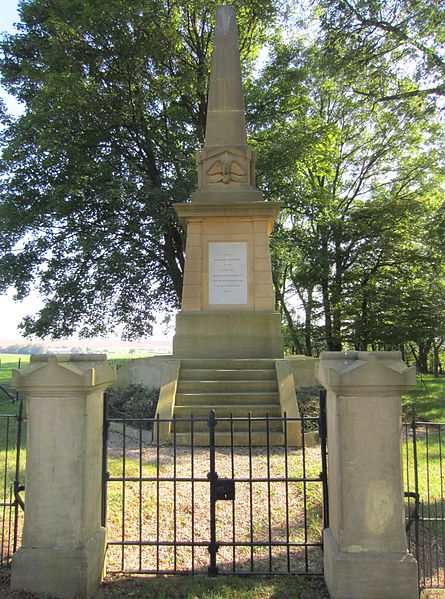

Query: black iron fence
[102,400,328,576]
[0,398,25,567]
[0,358,22,404]
[404,415,445,590]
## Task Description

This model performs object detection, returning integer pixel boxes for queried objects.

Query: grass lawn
[403,375,445,422]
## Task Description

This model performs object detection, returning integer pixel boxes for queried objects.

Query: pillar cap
[316,351,416,395]
[12,354,116,397]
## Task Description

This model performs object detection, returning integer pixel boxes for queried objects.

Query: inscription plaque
[208,242,247,304]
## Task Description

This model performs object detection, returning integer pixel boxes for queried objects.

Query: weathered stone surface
[11,354,116,599]
[317,351,418,599]
[173,312,283,359]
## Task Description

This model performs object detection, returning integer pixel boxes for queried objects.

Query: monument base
[323,528,418,599]
[11,527,106,599]
[173,311,283,358]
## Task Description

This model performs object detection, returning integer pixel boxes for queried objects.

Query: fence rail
[0,398,26,567]
[404,416,445,590]
[0,359,23,405]
[102,406,328,577]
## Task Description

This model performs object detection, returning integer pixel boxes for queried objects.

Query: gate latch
[215,478,235,501]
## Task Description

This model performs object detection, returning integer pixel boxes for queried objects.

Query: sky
[0,0,174,346]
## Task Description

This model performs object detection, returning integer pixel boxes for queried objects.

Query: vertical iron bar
[421,499,426,588]
[301,410,309,572]
[412,414,420,572]
[404,420,411,549]
[101,393,108,528]
[7,485,13,562]
[173,416,177,573]
[284,413,290,572]
[319,389,329,531]
[2,417,10,562]
[13,398,24,553]
[191,414,195,574]
[426,425,432,588]
[156,415,160,572]
[266,413,272,572]
[248,412,254,572]
[121,414,126,572]
[208,410,218,576]
[139,421,143,571]
[441,426,445,589]
[435,499,439,588]
[230,412,235,572]
[15,358,21,403]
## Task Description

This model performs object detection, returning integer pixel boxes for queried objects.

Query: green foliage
[319,0,445,106]
[1,0,444,365]
[296,386,322,418]
[249,22,445,356]
[106,384,159,428]
[0,0,280,339]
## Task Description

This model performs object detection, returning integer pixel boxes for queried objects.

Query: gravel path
[105,431,325,575]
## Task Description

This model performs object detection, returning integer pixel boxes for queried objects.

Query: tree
[249,37,445,352]
[0,0,280,339]
[320,0,445,105]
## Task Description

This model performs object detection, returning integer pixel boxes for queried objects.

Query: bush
[106,384,159,430]
[296,385,323,432]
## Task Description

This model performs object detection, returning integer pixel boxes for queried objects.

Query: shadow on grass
[0,569,329,599]
[403,377,445,422]
[95,573,330,599]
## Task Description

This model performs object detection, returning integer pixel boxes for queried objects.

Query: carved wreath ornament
[207,158,246,185]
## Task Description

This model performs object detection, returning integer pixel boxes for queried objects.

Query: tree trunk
[272,272,304,355]
[432,337,444,377]
[304,288,314,356]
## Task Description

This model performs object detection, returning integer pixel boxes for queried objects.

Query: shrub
[296,385,323,432]
[105,384,159,430]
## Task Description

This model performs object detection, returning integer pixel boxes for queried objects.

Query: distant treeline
[1,344,47,355]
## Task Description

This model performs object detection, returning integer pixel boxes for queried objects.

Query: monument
[172,4,283,360]
[155,5,300,446]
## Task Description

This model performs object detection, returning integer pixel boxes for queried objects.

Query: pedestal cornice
[12,354,116,397]
[174,201,281,232]
[316,350,416,396]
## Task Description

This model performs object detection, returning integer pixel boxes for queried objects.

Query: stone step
[176,380,278,394]
[174,404,282,419]
[179,359,276,371]
[175,392,280,406]
[171,431,285,447]
[180,368,277,381]
[173,420,283,433]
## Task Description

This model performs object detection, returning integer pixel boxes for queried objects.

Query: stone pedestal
[317,351,418,599]
[11,354,116,599]
[173,203,283,359]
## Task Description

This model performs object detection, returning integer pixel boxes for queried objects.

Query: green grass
[403,375,445,422]
[95,574,329,598]
[404,430,444,501]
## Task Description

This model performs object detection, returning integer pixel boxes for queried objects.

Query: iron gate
[102,395,328,576]
[404,414,445,590]
[0,397,25,567]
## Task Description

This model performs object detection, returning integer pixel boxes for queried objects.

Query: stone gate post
[11,354,116,599]
[317,351,418,599]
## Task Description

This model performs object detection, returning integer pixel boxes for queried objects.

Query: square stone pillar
[11,354,116,599]
[317,351,418,599]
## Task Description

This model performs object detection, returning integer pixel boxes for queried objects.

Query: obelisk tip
[204,4,247,148]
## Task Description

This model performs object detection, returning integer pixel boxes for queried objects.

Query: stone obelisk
[173,5,283,359]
